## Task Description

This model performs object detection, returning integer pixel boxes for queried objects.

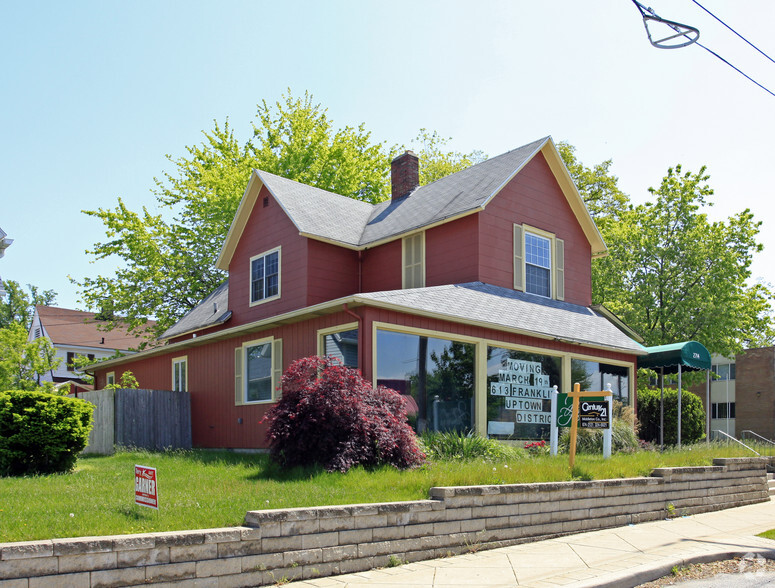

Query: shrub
[637,387,705,445]
[420,430,522,461]
[0,390,94,476]
[264,356,425,472]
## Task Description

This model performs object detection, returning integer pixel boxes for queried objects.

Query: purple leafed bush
[263,356,425,472]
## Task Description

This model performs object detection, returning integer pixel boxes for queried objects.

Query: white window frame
[235,337,283,405]
[249,247,281,307]
[318,322,359,368]
[514,224,564,301]
[402,232,425,289]
[172,356,188,392]
[106,372,115,387]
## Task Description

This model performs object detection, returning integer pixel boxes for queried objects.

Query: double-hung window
[250,248,280,305]
[172,356,188,392]
[235,337,283,404]
[514,225,564,300]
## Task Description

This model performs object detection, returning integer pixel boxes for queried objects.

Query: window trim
[235,337,282,405]
[318,322,359,368]
[172,355,188,392]
[106,372,115,387]
[514,224,564,301]
[249,246,281,307]
[402,232,425,289]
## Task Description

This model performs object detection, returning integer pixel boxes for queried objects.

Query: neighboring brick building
[691,348,775,441]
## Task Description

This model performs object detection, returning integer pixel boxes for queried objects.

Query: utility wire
[694,40,775,98]
[691,0,775,66]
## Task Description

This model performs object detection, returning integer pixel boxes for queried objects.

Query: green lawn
[1,444,769,543]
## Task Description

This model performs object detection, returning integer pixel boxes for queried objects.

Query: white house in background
[28,305,154,394]
[0,226,12,299]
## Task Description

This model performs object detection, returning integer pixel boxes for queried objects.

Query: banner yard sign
[135,465,158,509]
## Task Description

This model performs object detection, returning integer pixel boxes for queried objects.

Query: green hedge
[0,390,94,476]
[637,387,705,445]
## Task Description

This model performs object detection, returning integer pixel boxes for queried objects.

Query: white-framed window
[172,356,188,392]
[249,247,281,306]
[234,337,283,405]
[106,372,115,387]
[402,232,425,289]
[514,225,564,300]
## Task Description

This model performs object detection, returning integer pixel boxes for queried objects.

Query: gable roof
[33,306,154,351]
[216,136,606,270]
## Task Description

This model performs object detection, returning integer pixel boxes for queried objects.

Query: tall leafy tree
[0,323,60,391]
[0,280,57,330]
[592,165,773,355]
[76,91,482,338]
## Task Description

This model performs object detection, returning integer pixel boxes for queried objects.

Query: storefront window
[571,360,630,404]
[376,330,474,434]
[487,347,561,440]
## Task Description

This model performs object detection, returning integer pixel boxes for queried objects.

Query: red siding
[479,152,592,306]
[425,214,480,286]
[361,240,402,292]
[228,186,308,328]
[306,239,360,304]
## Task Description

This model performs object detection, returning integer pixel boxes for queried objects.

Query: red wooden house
[90,137,644,448]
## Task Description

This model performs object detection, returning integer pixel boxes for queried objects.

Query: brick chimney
[391,150,419,200]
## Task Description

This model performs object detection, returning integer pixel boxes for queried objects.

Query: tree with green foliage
[0,279,57,330]
[0,323,60,391]
[593,165,773,356]
[558,145,773,356]
[75,91,482,337]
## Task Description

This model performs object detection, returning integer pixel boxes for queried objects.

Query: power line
[694,40,775,99]
[691,0,775,66]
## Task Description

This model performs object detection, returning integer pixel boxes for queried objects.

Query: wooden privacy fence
[78,389,191,455]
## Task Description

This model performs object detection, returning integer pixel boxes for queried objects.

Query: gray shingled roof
[161,280,231,339]
[259,137,548,247]
[353,282,646,354]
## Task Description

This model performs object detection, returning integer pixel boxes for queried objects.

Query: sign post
[134,465,159,509]
[567,383,613,468]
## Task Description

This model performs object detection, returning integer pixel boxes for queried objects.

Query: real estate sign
[135,465,158,509]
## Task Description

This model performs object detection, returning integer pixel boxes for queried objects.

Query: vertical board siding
[425,214,479,287]
[114,389,192,451]
[228,186,309,328]
[479,153,592,306]
[78,389,115,455]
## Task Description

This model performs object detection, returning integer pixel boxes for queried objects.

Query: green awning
[638,341,711,373]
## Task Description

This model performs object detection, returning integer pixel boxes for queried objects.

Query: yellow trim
[317,322,359,358]
[539,139,607,258]
[401,232,425,289]
[216,171,263,271]
[521,224,559,300]
[370,321,636,436]
[248,246,282,307]
[171,355,188,392]
[239,336,278,404]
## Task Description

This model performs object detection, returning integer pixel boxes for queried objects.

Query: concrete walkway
[287,499,775,588]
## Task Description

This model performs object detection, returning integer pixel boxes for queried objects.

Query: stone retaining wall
[0,457,769,587]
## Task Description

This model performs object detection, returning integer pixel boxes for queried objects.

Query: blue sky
[2,1,774,310]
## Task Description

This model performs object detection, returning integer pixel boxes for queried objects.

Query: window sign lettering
[487,351,560,439]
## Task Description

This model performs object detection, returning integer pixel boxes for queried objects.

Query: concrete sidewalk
[287,499,775,588]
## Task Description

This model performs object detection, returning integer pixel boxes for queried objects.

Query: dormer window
[249,247,280,306]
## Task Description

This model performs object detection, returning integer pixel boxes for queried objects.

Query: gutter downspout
[342,303,363,374]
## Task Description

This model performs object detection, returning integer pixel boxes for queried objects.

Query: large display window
[487,347,561,441]
[376,329,474,434]
[571,359,630,404]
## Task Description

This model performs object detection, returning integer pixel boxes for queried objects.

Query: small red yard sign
[135,465,158,509]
